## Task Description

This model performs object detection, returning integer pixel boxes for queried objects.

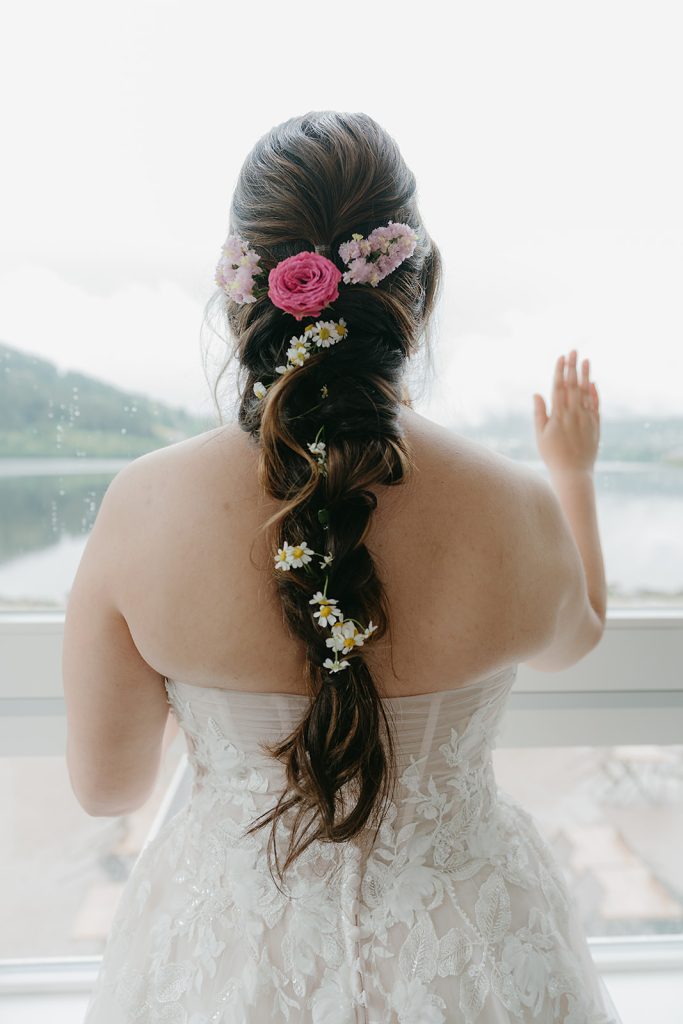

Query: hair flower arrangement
[338,221,418,287]
[251,318,348,402]
[214,219,416,675]
[268,251,342,320]
[215,220,417,307]
[273,547,378,672]
[214,235,265,304]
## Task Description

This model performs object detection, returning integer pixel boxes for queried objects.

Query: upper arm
[62,458,172,816]
[517,469,604,673]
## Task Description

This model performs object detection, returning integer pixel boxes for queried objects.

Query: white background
[1,0,681,424]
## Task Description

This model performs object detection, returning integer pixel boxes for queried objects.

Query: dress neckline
[165,663,518,704]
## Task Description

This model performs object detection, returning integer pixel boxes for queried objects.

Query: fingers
[552,354,566,412]
[591,380,599,415]
[565,349,581,410]
[533,393,548,431]
[579,354,592,410]
[567,348,578,389]
[561,348,596,412]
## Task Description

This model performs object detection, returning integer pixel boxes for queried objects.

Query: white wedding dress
[83,663,623,1023]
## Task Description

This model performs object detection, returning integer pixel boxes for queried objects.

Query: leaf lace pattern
[83,666,622,1023]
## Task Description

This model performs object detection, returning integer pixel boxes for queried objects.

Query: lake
[0,458,681,610]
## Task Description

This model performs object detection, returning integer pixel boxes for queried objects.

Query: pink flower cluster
[214,235,264,304]
[338,221,418,287]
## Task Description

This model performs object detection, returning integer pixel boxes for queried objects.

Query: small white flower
[286,338,311,367]
[274,542,295,570]
[325,632,344,652]
[288,541,314,568]
[313,601,343,628]
[323,657,350,673]
[363,620,378,638]
[275,364,289,375]
[327,620,366,653]
[334,317,348,340]
[308,590,337,606]
[307,441,326,457]
[253,381,267,399]
[313,320,341,349]
[320,384,329,398]
[319,553,334,569]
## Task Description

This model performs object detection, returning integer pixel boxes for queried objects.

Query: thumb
[532,394,548,431]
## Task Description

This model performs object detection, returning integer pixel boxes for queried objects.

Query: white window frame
[1,609,682,752]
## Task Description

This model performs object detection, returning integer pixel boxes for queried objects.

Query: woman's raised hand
[532,349,600,475]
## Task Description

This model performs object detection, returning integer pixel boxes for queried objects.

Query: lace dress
[83,664,623,1023]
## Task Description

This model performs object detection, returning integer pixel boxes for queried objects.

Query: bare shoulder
[397,404,536,509]
[118,422,256,487]
[398,406,559,649]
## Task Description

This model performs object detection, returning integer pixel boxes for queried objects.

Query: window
[1,0,681,1013]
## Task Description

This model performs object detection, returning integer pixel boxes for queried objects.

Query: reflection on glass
[0,737,185,959]
[2,742,682,959]
[492,745,683,937]
[0,453,681,611]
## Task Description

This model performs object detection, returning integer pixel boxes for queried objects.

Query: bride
[64,110,620,1022]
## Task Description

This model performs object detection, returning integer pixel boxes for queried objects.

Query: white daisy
[307,441,326,458]
[308,590,338,606]
[275,364,289,375]
[323,657,350,673]
[363,620,378,638]
[326,620,366,653]
[286,338,311,367]
[312,321,340,349]
[325,632,343,652]
[253,381,267,399]
[288,541,314,568]
[334,317,348,340]
[274,542,295,570]
[313,601,343,628]
[319,553,334,569]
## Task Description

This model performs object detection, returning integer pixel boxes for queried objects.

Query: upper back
[114,404,558,698]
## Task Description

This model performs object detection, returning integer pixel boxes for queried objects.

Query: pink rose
[268,251,342,320]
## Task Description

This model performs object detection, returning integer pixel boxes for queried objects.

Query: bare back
[115,404,555,698]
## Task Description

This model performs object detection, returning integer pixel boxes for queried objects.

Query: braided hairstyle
[203,111,442,891]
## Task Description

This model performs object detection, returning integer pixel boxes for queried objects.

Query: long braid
[202,111,442,890]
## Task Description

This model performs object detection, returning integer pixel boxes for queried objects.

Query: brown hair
[202,111,442,891]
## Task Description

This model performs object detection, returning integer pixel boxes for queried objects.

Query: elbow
[74,785,139,817]
[67,763,141,818]
[585,607,606,652]
[66,742,149,818]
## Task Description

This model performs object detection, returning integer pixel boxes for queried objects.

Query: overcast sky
[1,0,681,427]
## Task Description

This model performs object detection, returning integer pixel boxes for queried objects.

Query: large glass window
[0,4,681,613]
[0,738,186,959]
[492,745,683,938]
[1,0,681,991]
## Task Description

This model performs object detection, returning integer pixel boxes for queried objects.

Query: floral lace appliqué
[83,679,620,1024]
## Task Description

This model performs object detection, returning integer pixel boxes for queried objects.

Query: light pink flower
[268,251,341,320]
[215,234,264,304]
[338,221,418,287]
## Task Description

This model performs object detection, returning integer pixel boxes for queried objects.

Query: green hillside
[0,340,681,463]
[0,341,217,457]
